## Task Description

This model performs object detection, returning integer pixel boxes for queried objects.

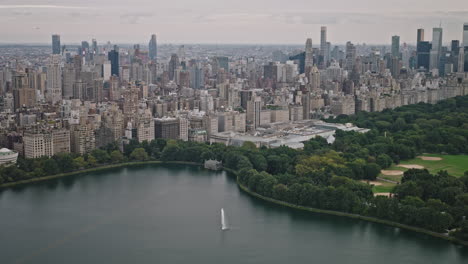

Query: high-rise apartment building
[246,96,262,130]
[12,71,36,110]
[305,38,313,69]
[46,54,62,104]
[23,129,70,159]
[320,27,328,64]
[52,34,61,54]
[345,41,356,70]
[155,118,180,139]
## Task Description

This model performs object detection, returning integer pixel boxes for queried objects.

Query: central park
[1,95,468,257]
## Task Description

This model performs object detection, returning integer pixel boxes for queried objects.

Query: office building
[417,29,425,43]
[216,56,229,72]
[149,34,157,61]
[430,27,443,70]
[463,23,468,47]
[168,54,179,81]
[391,35,400,58]
[108,47,119,77]
[417,41,431,70]
[52,34,61,55]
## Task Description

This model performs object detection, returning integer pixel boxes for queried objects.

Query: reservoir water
[0,164,467,263]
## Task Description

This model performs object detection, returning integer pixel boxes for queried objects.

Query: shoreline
[236,179,468,247]
[0,161,201,189]
[1,161,467,247]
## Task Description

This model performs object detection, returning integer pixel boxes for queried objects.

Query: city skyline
[0,1,468,44]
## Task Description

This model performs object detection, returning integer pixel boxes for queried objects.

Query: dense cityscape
[1,8,468,261]
[0,24,467,163]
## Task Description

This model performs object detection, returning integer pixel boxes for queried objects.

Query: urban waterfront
[0,164,467,264]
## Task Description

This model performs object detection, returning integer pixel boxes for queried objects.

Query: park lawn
[361,179,397,194]
[399,154,468,177]
[379,154,468,183]
[372,184,395,193]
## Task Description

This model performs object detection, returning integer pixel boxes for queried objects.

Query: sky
[1,0,468,45]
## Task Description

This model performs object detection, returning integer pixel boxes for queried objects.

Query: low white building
[0,148,18,166]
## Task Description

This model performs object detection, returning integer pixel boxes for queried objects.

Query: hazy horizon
[1,1,468,45]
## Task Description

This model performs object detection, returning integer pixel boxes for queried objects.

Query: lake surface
[0,164,467,264]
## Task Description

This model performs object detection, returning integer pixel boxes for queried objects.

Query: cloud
[120,12,155,24]
[0,5,86,9]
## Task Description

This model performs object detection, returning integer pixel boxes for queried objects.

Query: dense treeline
[326,95,468,155]
[1,96,468,241]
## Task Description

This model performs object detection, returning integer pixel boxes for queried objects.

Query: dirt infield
[398,164,425,169]
[418,156,443,161]
[381,170,404,176]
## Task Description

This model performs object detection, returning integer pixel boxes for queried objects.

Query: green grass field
[372,184,395,193]
[379,154,468,183]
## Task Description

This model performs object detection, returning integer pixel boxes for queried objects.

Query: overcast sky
[1,0,467,45]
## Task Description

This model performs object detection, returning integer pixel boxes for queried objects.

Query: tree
[364,163,381,180]
[249,153,268,172]
[110,150,124,163]
[130,148,149,161]
[43,159,59,175]
[73,157,87,169]
[272,184,289,201]
[91,149,110,164]
[161,144,181,161]
[376,154,393,169]
[54,153,75,173]
[87,155,97,168]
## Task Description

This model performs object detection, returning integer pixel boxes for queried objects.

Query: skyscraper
[391,35,400,58]
[430,27,443,70]
[215,56,229,72]
[451,40,460,72]
[168,54,180,81]
[417,41,431,70]
[108,46,119,77]
[52,34,61,55]
[305,38,313,69]
[46,55,62,104]
[13,71,36,110]
[320,27,328,64]
[458,47,465,73]
[417,29,425,43]
[149,34,157,61]
[463,23,468,48]
[345,41,356,70]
